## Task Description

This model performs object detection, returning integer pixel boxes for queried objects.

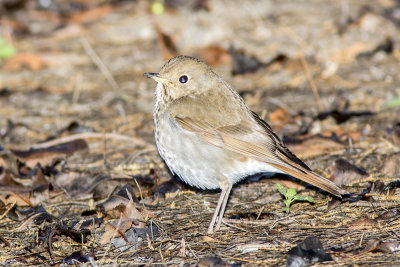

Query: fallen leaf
[378,241,400,253]
[2,53,47,71]
[376,209,400,221]
[285,134,344,159]
[153,22,177,60]
[379,153,400,177]
[100,219,133,244]
[54,172,108,198]
[0,166,20,187]
[151,179,184,197]
[98,185,150,244]
[196,45,231,66]
[79,217,103,231]
[347,216,377,230]
[110,225,159,252]
[193,0,212,12]
[356,37,393,59]
[329,158,368,186]
[11,139,88,168]
[268,108,293,129]
[69,5,113,24]
[96,184,140,218]
[356,239,382,255]
[10,205,53,231]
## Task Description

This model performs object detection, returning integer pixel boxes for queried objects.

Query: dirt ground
[1,0,400,266]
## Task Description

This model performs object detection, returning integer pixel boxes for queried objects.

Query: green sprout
[384,93,400,108]
[0,38,16,63]
[275,183,314,213]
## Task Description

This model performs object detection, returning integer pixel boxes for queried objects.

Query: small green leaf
[286,188,297,199]
[275,183,286,196]
[0,38,16,61]
[303,196,314,203]
[294,195,314,203]
[384,94,400,108]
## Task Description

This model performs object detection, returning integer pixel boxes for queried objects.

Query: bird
[144,55,346,234]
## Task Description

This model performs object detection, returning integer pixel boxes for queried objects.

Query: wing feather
[173,114,347,197]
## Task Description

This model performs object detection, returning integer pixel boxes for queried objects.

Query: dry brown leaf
[268,108,293,129]
[70,5,113,24]
[196,45,231,66]
[11,139,88,168]
[2,53,47,71]
[53,23,86,40]
[347,216,377,230]
[379,154,400,177]
[356,239,382,255]
[99,190,145,244]
[153,22,177,60]
[286,135,344,159]
[332,42,369,63]
[376,209,400,221]
[100,219,133,244]
[0,167,20,187]
[0,192,30,206]
[379,241,400,253]
[54,172,108,198]
[329,158,368,186]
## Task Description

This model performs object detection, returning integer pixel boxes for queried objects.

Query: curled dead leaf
[348,216,377,230]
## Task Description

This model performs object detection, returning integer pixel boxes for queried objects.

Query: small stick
[30,132,154,150]
[80,37,119,91]
[299,53,324,111]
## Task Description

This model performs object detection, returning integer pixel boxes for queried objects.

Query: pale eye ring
[179,75,188,83]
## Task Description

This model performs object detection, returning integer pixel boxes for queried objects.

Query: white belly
[155,113,283,189]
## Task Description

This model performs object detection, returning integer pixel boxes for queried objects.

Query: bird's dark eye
[179,75,188,84]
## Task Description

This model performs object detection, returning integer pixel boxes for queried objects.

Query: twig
[299,53,324,111]
[0,201,16,221]
[281,25,324,111]
[80,36,120,91]
[0,234,10,248]
[133,178,145,209]
[30,132,154,149]
[256,206,265,221]
[159,247,166,267]
[223,218,273,226]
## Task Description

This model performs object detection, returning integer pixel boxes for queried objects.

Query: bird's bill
[143,72,174,86]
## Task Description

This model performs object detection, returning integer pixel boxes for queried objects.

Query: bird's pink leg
[207,179,232,234]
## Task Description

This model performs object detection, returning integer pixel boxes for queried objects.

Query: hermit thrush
[144,56,346,234]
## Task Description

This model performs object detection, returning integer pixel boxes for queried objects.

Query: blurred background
[1,0,399,146]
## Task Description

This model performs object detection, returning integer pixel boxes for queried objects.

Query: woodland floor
[1,0,400,266]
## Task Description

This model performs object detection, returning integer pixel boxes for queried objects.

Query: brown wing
[171,93,346,197]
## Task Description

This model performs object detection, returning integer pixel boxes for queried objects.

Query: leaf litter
[1,0,400,266]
